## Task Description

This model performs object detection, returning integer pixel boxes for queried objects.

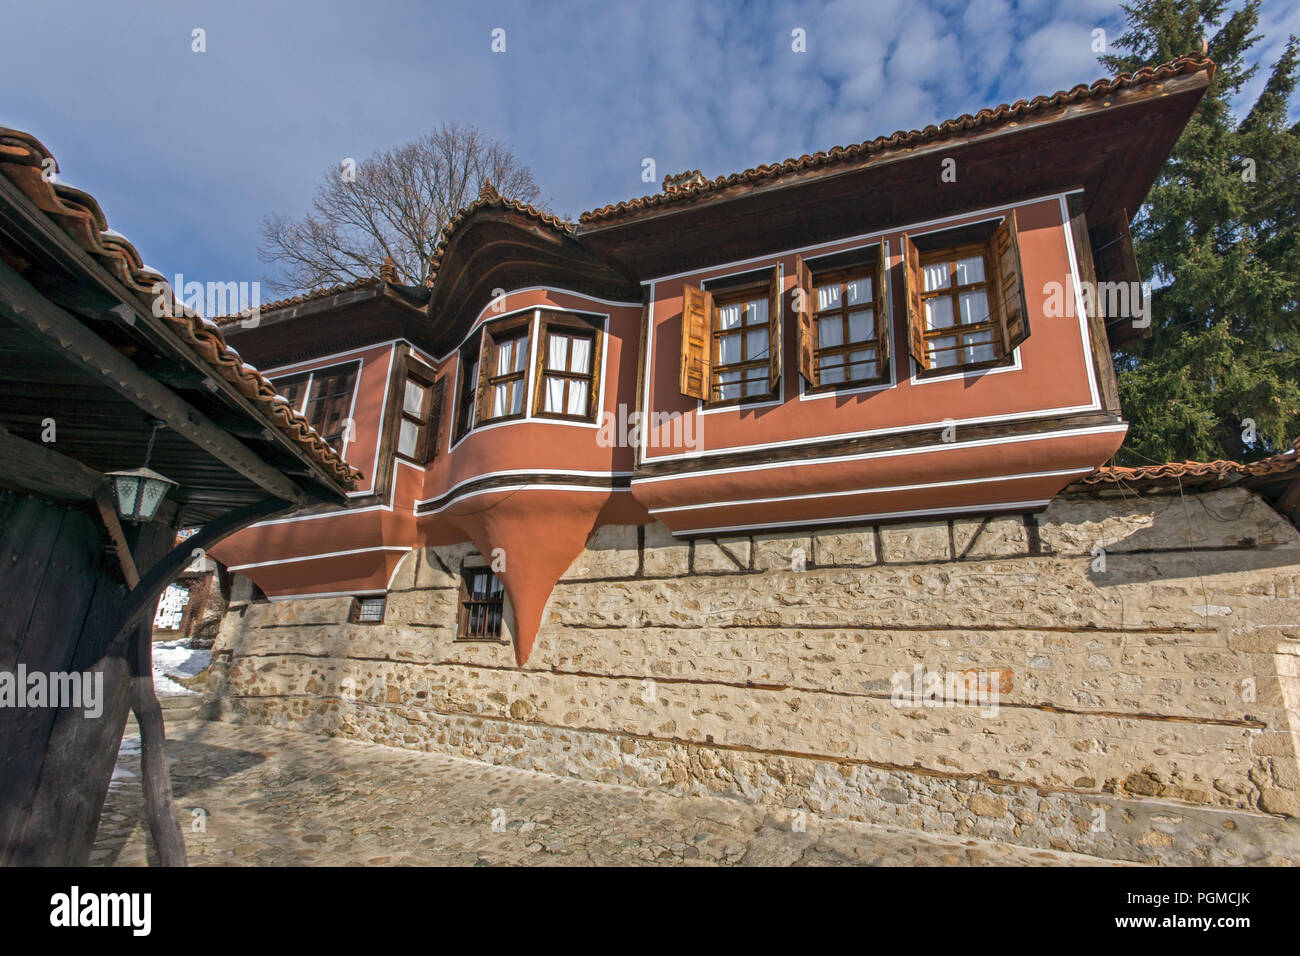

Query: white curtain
[569,336,591,373]
[544,376,564,413]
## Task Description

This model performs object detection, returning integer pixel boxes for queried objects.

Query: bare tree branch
[258,123,547,294]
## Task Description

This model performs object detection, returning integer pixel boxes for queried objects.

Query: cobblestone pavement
[92,718,1123,866]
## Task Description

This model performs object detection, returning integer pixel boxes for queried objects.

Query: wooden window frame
[394,360,439,464]
[270,360,360,454]
[706,284,778,408]
[806,265,888,392]
[453,338,481,443]
[532,312,603,422]
[476,314,533,426]
[915,241,1007,376]
[455,566,507,642]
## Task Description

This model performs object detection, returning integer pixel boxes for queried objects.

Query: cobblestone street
[92,718,1121,866]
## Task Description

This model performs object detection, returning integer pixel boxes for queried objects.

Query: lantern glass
[107,467,177,521]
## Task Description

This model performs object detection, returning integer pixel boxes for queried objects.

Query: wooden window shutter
[423,376,447,462]
[901,234,928,370]
[679,284,712,400]
[793,256,816,386]
[474,328,493,426]
[1088,208,1147,346]
[767,267,783,392]
[993,209,1031,355]
[875,243,891,368]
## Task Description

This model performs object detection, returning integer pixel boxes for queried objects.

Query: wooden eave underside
[576,73,1210,281]
[0,189,347,522]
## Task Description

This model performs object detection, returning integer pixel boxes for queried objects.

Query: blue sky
[2,0,1296,293]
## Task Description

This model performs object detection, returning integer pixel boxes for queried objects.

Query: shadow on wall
[1079,488,1300,588]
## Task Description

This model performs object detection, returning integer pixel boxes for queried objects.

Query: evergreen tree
[1100,0,1300,464]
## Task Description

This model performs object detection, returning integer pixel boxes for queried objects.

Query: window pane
[492,383,510,418]
[925,296,955,330]
[569,336,591,373]
[509,382,523,416]
[718,303,742,329]
[930,335,960,368]
[847,360,877,380]
[495,339,512,375]
[745,297,768,326]
[512,336,528,372]
[548,333,568,370]
[745,328,768,359]
[845,277,872,306]
[958,290,989,326]
[403,379,426,417]
[953,256,985,285]
[923,262,950,293]
[965,329,997,363]
[718,332,742,365]
[818,316,843,348]
[544,375,564,413]
[818,356,845,384]
[816,283,840,312]
[847,309,874,342]
[398,419,420,457]
[566,381,589,417]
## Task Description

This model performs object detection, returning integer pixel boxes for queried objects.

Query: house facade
[206,55,1300,862]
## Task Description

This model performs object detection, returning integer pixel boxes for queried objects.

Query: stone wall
[205,486,1300,863]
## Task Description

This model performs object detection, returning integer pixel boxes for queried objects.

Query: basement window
[457,568,505,641]
[354,596,386,624]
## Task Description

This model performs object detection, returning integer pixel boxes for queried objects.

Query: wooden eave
[0,178,351,522]
[422,206,640,357]
[576,71,1211,282]
[219,282,431,368]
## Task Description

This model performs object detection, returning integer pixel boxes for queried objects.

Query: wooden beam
[0,260,305,504]
[0,425,105,501]
[109,496,294,648]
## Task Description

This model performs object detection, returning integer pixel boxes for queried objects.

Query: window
[457,567,505,640]
[902,211,1029,374]
[479,322,531,423]
[395,361,444,462]
[712,289,772,402]
[792,244,890,390]
[271,361,360,453]
[534,313,602,421]
[679,268,782,405]
[918,246,998,369]
[454,348,479,441]
[354,596,386,623]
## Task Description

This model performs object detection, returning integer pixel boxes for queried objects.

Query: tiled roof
[214,275,381,326]
[1079,440,1300,488]
[0,127,363,490]
[577,54,1216,226]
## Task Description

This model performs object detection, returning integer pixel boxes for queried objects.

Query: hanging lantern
[106,419,177,522]
[105,466,178,522]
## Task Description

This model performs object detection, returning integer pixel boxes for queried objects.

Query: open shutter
[793,256,816,386]
[875,243,891,370]
[993,209,1030,355]
[767,266,783,392]
[474,329,493,425]
[423,375,447,462]
[901,234,927,370]
[679,284,712,400]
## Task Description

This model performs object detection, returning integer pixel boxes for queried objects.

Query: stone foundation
[206,486,1300,864]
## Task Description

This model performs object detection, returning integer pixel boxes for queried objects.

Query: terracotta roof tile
[1078,440,1300,487]
[0,127,363,491]
[577,54,1216,226]
[212,275,381,326]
